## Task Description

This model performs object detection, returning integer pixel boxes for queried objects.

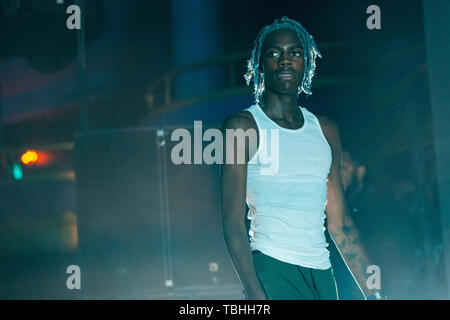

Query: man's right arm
[219,113,267,300]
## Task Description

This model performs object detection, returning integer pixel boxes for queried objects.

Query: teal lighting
[12,163,23,180]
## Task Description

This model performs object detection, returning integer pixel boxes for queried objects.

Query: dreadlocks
[244,16,322,103]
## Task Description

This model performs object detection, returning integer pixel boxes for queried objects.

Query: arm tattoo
[342,226,353,236]
[330,216,374,297]
[345,253,357,261]
[336,238,346,249]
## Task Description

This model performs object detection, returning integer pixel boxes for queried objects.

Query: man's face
[261,28,304,96]
[341,151,357,191]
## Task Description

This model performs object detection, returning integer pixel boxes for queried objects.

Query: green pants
[252,250,339,300]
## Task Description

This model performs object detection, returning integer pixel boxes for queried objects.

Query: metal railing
[140,42,368,124]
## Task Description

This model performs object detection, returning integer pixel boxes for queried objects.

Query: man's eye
[292,51,303,57]
[267,51,280,58]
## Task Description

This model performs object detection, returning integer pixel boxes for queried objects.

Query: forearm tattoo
[330,216,373,296]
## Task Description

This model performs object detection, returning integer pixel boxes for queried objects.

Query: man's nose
[278,52,292,67]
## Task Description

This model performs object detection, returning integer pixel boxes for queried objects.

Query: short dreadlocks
[244,16,322,103]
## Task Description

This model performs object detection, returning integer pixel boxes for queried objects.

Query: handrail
[141,42,367,124]
[146,50,250,90]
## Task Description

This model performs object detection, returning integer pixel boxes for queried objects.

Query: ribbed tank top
[244,103,332,269]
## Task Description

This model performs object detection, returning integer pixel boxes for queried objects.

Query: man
[220,16,384,300]
[341,151,367,200]
[341,150,412,299]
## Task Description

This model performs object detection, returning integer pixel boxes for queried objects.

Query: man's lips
[277,70,296,79]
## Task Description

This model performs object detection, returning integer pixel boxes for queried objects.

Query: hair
[244,16,322,103]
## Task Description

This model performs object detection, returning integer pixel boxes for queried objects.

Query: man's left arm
[319,116,382,299]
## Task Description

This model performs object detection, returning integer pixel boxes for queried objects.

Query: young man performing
[220,16,385,300]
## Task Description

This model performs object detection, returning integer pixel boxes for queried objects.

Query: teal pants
[252,250,339,300]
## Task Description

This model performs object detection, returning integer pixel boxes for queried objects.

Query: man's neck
[261,92,299,121]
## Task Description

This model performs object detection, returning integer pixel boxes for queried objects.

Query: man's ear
[357,165,366,183]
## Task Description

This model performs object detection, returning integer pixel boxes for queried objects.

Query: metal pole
[74,0,88,131]
[156,129,174,289]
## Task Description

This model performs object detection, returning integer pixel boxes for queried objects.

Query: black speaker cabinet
[74,127,241,299]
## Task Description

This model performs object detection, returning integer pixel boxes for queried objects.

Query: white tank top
[244,103,332,269]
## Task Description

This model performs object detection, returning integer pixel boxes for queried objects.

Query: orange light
[20,150,39,165]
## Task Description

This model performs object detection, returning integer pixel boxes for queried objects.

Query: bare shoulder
[221,110,258,132]
[317,114,343,172]
[221,110,259,164]
[316,114,340,145]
